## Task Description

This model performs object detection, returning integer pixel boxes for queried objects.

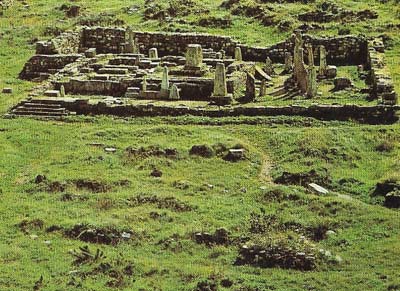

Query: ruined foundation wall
[250,35,368,65]
[62,101,398,124]
[367,39,398,105]
[19,55,81,80]
[81,27,126,54]
[133,31,238,57]
[36,30,82,55]
[33,27,368,66]
[133,31,367,65]
[55,77,234,100]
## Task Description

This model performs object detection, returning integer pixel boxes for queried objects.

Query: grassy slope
[0,0,399,290]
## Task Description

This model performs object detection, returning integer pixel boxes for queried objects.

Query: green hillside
[0,1,399,290]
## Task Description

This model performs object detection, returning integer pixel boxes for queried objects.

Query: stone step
[15,106,67,113]
[11,110,68,117]
[21,102,63,109]
[98,68,129,75]
[27,99,65,105]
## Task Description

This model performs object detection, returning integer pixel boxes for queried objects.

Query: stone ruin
[9,26,398,121]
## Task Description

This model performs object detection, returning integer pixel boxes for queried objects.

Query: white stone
[308,183,329,195]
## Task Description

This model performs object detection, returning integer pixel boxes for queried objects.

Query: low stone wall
[256,34,368,65]
[133,31,238,57]
[30,27,368,65]
[58,79,126,97]
[19,55,81,80]
[62,101,398,124]
[133,31,367,65]
[55,77,234,100]
[36,30,82,55]
[81,27,126,54]
[367,38,398,105]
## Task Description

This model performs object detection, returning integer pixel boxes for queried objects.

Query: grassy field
[0,0,399,290]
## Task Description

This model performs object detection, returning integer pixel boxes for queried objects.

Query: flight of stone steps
[8,99,73,119]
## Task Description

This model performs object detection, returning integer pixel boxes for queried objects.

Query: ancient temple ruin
[9,26,397,121]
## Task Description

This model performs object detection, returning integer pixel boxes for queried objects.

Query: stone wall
[19,55,81,80]
[133,31,367,65]
[62,101,399,124]
[36,30,82,55]
[81,27,126,54]
[367,38,398,105]
[55,77,234,100]
[251,34,368,65]
[133,31,238,57]
[31,27,368,66]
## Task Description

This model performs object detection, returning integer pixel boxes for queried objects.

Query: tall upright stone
[283,52,293,74]
[292,31,308,94]
[169,84,180,100]
[306,44,317,98]
[142,75,148,91]
[160,66,169,98]
[185,44,203,69]
[60,85,65,97]
[211,63,232,105]
[245,73,256,102]
[296,48,308,94]
[149,48,158,59]
[125,27,135,53]
[264,57,275,76]
[293,31,304,82]
[234,47,243,61]
[318,45,327,77]
[259,79,267,97]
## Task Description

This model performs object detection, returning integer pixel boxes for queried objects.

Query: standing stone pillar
[149,48,158,59]
[142,75,148,92]
[60,85,65,97]
[283,52,293,74]
[185,44,203,69]
[264,57,275,76]
[160,66,169,98]
[306,44,317,98]
[125,28,135,54]
[259,79,267,97]
[293,31,304,83]
[169,84,180,100]
[296,48,308,94]
[234,47,243,61]
[292,31,309,94]
[245,73,256,102]
[319,45,327,77]
[211,63,232,105]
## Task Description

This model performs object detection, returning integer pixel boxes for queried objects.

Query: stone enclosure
[11,26,399,122]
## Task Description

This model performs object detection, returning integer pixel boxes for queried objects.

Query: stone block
[2,88,13,94]
[326,65,337,79]
[44,90,60,97]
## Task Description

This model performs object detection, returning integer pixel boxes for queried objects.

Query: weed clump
[194,228,230,246]
[69,246,135,288]
[235,233,322,271]
[189,145,215,158]
[128,194,194,212]
[274,168,331,187]
[17,219,44,234]
[64,224,133,245]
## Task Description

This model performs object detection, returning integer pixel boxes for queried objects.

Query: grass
[0,0,399,290]
[0,117,399,290]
